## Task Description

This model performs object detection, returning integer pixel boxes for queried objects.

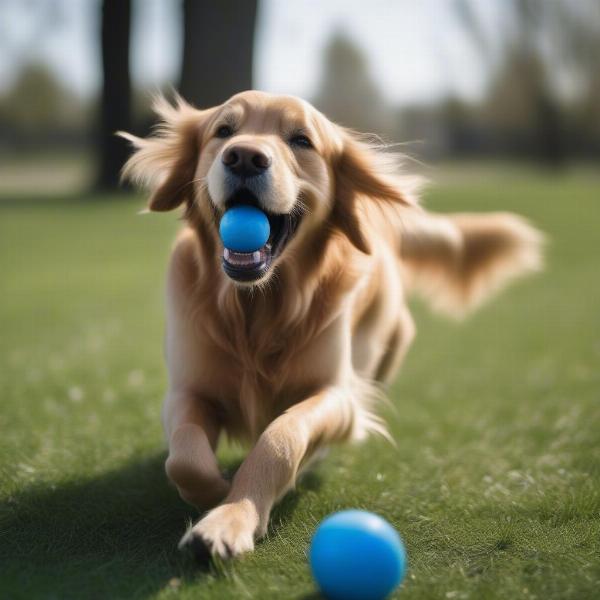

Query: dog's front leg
[163,390,230,511]
[180,387,354,559]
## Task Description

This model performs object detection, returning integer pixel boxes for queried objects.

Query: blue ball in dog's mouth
[219,204,270,253]
[219,202,297,282]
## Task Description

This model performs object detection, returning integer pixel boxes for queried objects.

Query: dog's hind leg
[374,306,415,384]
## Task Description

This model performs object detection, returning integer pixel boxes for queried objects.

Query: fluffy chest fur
[166,227,365,440]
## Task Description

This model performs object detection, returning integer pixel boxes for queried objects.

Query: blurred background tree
[95,0,258,191]
[180,0,257,108]
[0,63,88,146]
[97,0,132,191]
[454,0,600,165]
[312,32,394,138]
[0,0,598,197]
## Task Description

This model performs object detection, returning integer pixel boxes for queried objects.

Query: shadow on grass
[0,452,194,598]
[271,469,323,526]
[0,452,322,599]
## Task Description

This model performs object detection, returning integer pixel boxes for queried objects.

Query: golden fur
[121,91,543,559]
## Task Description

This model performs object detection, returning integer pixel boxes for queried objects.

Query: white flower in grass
[26,368,42,383]
[68,385,84,403]
[167,578,181,590]
[48,355,65,371]
[103,388,117,404]
[127,369,145,387]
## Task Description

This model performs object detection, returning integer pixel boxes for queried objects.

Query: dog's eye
[289,134,313,149]
[215,125,234,138]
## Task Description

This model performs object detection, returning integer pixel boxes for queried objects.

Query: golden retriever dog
[120,91,543,561]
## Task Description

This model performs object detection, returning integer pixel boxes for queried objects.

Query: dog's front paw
[179,499,260,561]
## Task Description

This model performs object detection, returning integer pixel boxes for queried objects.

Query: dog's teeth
[223,247,266,267]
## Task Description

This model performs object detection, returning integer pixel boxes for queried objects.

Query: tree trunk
[96,0,132,191]
[535,90,566,168]
[180,0,258,108]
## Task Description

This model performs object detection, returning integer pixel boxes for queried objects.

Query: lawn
[1,165,599,599]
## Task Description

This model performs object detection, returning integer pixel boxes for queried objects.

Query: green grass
[1,166,599,599]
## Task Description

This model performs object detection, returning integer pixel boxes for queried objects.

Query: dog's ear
[332,129,415,254]
[119,96,215,212]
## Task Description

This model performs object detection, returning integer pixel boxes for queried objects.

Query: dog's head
[121,91,414,286]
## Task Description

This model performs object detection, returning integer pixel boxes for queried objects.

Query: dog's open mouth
[221,189,299,283]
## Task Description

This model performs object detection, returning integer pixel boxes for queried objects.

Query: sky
[0,0,497,106]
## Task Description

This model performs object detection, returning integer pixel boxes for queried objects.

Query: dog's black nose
[222,145,271,178]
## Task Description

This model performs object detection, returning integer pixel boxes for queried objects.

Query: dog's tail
[399,210,544,318]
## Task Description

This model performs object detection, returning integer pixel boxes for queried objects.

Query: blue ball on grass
[309,510,407,600]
